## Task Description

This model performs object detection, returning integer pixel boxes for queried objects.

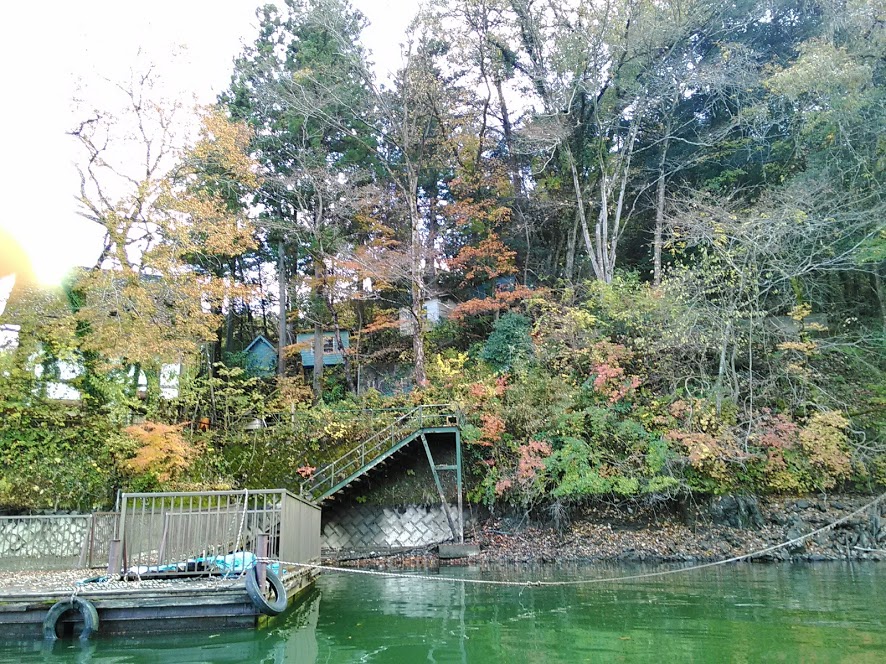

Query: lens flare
[0,227,36,315]
[0,228,34,282]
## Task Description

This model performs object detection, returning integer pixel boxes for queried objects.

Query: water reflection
[0,589,321,664]
[0,564,883,663]
[308,564,884,663]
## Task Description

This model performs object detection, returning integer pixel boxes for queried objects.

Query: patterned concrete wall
[322,504,464,550]
[0,515,91,570]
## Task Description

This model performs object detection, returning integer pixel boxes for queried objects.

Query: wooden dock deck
[0,568,317,639]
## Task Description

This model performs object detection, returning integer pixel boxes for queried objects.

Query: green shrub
[480,313,534,372]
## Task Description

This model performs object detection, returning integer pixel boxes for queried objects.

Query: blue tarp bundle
[210,551,256,573]
[122,551,283,578]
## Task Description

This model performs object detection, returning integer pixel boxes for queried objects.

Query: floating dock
[0,488,322,640]
[0,568,317,639]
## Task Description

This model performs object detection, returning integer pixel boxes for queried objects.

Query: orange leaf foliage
[478,413,506,446]
[362,311,402,334]
[450,286,535,320]
[123,422,195,483]
[450,235,517,283]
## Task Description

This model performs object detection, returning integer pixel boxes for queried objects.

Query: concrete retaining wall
[0,515,91,570]
[322,504,467,550]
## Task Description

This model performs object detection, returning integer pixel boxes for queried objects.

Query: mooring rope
[260,491,885,588]
[211,487,252,585]
[233,488,251,574]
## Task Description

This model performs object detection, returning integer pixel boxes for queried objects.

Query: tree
[507,0,648,283]
[762,1,886,329]
[70,70,258,402]
[224,0,373,398]
[250,9,461,387]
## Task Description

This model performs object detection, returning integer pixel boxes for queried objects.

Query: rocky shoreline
[1,495,880,591]
[326,494,885,568]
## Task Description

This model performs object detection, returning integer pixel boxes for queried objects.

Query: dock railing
[83,512,120,568]
[116,489,320,577]
[301,404,461,499]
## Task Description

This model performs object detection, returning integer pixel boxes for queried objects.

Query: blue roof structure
[296,331,350,368]
[243,335,277,377]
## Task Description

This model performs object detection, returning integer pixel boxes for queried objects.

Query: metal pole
[456,429,464,543]
[422,433,458,539]
[117,493,128,571]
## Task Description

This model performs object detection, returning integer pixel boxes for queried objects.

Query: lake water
[3,563,884,663]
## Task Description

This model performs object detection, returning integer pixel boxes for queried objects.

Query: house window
[323,336,336,353]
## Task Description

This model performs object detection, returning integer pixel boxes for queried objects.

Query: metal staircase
[301,404,462,502]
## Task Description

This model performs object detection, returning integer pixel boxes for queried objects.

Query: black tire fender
[245,567,288,616]
[43,597,99,640]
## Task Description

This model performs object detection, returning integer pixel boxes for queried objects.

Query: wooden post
[107,539,122,577]
[256,533,269,593]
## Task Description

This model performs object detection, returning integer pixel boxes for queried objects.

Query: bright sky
[0,0,416,285]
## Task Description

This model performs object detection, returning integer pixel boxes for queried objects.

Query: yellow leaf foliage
[777,340,817,354]
[797,411,852,488]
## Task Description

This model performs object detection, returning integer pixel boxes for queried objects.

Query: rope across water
[262,492,885,588]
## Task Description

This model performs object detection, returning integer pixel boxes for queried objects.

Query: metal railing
[302,404,461,499]
[82,512,120,568]
[117,489,320,576]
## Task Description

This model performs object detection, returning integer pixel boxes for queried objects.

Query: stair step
[308,410,459,500]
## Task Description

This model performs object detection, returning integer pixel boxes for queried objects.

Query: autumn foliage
[123,422,196,484]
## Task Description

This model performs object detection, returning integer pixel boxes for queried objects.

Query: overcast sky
[0,0,417,284]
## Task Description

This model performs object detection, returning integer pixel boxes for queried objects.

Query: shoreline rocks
[326,494,885,568]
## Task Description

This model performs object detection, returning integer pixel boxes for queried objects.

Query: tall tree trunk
[653,136,670,287]
[210,303,224,376]
[312,319,324,401]
[874,264,886,333]
[428,191,438,283]
[408,187,427,387]
[601,119,639,283]
[143,365,160,413]
[330,315,355,394]
[495,76,522,200]
[325,260,356,394]
[224,258,237,352]
[237,258,256,340]
[312,257,324,402]
[494,74,531,283]
[224,305,235,353]
[277,240,287,376]
[259,264,269,338]
[565,207,580,284]
[353,276,365,394]
[714,319,733,414]
[565,148,604,281]
[130,362,142,400]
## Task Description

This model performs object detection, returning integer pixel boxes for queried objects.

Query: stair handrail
[301,404,459,498]
[302,408,419,497]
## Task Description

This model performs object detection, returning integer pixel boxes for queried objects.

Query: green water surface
[2,563,883,663]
